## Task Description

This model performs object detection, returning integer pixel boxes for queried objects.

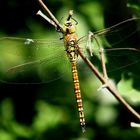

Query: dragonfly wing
[0,37,70,84]
[99,18,140,84]
[77,18,140,58]
[87,45,140,88]
[78,18,140,87]
[93,17,140,49]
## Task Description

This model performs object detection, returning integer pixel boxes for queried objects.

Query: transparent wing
[94,48,140,81]
[78,17,140,49]
[0,17,140,84]
[83,17,140,84]
[0,37,71,84]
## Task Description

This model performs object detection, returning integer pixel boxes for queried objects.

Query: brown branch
[37,0,140,125]
[77,48,140,120]
[37,0,62,29]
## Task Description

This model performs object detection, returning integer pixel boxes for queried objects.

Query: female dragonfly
[0,0,140,132]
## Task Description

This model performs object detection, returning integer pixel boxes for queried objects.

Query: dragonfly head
[63,20,76,34]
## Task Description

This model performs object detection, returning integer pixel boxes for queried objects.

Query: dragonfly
[0,0,140,132]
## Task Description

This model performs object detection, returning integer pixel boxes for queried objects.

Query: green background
[0,0,140,139]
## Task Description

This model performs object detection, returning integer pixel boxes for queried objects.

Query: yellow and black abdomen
[71,62,85,132]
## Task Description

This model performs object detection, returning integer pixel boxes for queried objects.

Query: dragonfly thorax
[65,39,79,62]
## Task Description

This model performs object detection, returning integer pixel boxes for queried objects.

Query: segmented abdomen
[71,62,86,132]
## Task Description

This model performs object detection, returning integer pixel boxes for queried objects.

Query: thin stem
[37,0,62,31]
[36,10,57,28]
[105,47,140,52]
[93,34,108,79]
[99,48,108,79]
[131,122,140,127]
[86,31,94,56]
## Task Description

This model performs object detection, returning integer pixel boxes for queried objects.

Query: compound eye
[65,21,72,27]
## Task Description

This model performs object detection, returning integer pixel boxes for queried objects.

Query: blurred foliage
[0,0,140,140]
